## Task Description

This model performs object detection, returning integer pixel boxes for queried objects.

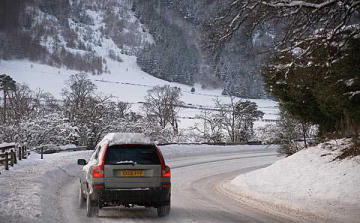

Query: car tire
[86,193,99,217]
[157,204,170,217]
[78,187,85,208]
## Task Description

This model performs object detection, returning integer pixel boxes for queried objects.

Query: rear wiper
[115,161,136,166]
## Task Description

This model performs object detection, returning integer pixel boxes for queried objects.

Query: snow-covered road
[0,146,293,223]
[58,150,292,223]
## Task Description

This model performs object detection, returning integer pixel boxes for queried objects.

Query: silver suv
[77,133,171,217]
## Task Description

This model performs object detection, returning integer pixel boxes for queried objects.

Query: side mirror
[77,159,87,165]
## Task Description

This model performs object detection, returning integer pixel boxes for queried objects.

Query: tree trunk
[302,122,308,148]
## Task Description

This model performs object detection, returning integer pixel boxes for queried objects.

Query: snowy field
[221,139,360,223]
[0,59,279,130]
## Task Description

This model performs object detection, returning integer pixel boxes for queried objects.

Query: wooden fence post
[4,152,9,170]
[13,148,17,164]
[25,146,29,159]
[10,150,14,167]
[18,147,22,161]
[41,147,43,159]
[22,147,26,159]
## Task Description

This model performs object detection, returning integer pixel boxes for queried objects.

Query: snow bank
[0,142,16,149]
[222,139,360,223]
[0,150,92,223]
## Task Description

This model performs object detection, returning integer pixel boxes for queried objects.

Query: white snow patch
[346,90,360,99]
[345,78,355,87]
[291,47,304,57]
[0,142,16,149]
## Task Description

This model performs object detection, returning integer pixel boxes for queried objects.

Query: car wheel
[157,204,170,217]
[78,187,85,208]
[86,193,99,217]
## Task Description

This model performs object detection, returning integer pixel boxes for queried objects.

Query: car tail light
[162,183,171,188]
[155,145,170,178]
[92,144,108,178]
[162,165,171,178]
[93,165,104,178]
[93,183,105,189]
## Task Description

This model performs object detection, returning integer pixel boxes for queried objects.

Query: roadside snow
[222,139,360,223]
[0,142,16,149]
[0,151,92,223]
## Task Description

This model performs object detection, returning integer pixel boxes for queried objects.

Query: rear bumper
[92,186,171,207]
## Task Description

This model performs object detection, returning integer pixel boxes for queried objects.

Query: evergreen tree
[0,74,16,124]
[263,37,360,138]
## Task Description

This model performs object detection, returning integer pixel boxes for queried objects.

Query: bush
[277,142,303,157]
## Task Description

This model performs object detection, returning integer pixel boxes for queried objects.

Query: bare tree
[62,73,97,122]
[116,101,131,119]
[7,84,38,124]
[61,73,140,146]
[213,97,264,143]
[195,96,264,143]
[142,85,183,134]
[195,110,225,143]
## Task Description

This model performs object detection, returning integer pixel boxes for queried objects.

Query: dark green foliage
[38,0,71,26]
[0,74,16,90]
[0,74,16,123]
[234,100,264,141]
[263,37,360,138]
[134,1,199,85]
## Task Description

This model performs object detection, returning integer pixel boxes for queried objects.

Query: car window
[104,144,161,165]
[89,145,100,162]
[94,146,100,160]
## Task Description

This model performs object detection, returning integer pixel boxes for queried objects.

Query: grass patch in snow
[334,141,360,160]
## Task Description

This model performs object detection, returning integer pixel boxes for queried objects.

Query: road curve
[58,151,295,223]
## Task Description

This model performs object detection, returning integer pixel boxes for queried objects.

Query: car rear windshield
[104,144,161,165]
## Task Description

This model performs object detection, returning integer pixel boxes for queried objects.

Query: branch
[266,0,338,9]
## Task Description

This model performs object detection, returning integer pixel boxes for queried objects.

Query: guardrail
[36,145,91,156]
[157,141,263,146]
[0,143,29,171]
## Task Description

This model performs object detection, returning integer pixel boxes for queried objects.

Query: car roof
[100,133,151,147]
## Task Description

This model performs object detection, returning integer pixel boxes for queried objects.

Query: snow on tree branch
[203,0,360,57]
[265,0,338,9]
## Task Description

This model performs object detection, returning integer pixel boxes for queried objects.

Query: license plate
[119,170,144,177]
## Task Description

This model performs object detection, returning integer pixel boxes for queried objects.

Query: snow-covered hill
[0,0,278,131]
